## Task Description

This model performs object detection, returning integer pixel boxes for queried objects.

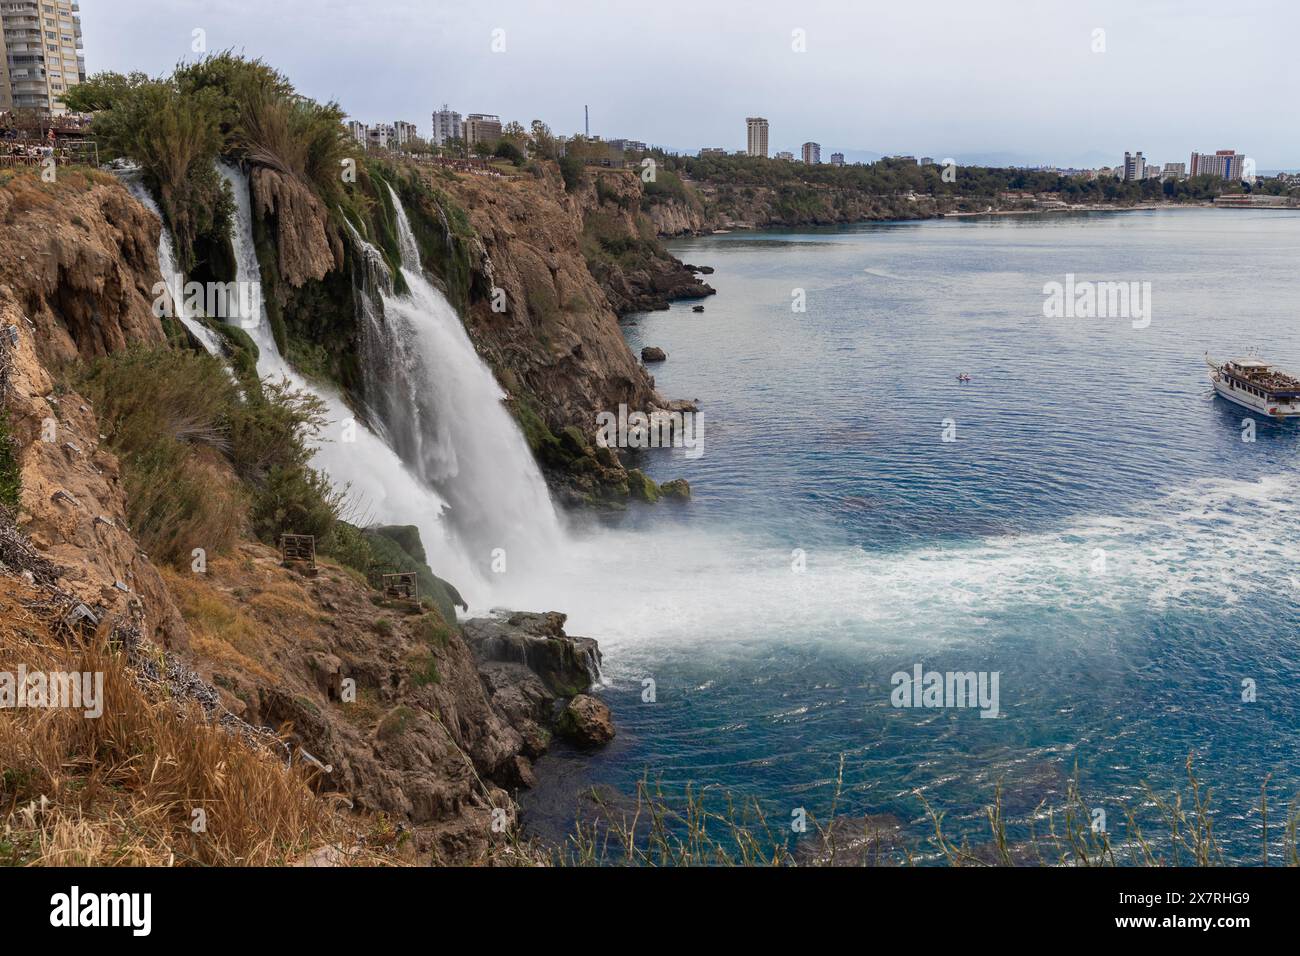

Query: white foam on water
[496,475,1297,668]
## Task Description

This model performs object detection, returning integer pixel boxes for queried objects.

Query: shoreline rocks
[462,611,612,760]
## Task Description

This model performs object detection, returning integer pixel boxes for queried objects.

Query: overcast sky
[81,0,1299,169]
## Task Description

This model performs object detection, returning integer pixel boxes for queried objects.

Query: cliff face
[425,164,663,436]
[571,168,714,315]
[0,169,168,366]
[0,295,191,652]
[646,180,943,234]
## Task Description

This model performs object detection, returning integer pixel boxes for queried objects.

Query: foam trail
[500,476,1299,671]
[217,164,480,592]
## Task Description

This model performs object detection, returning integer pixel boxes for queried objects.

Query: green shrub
[558,155,585,192]
[0,410,22,511]
[78,347,342,565]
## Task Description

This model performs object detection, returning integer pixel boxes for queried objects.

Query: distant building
[774,150,795,162]
[920,157,935,166]
[393,121,418,147]
[830,152,845,167]
[1190,149,1246,180]
[462,113,503,147]
[896,156,919,165]
[1162,162,1186,179]
[431,107,462,146]
[345,120,368,146]
[746,117,769,158]
[0,0,86,115]
[367,124,394,151]
[801,142,821,165]
[1122,151,1146,182]
[699,147,727,157]
[609,138,648,155]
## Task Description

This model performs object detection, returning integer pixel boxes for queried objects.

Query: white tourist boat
[1206,354,1300,419]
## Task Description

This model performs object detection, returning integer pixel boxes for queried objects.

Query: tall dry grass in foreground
[557,757,1300,867]
[0,580,374,866]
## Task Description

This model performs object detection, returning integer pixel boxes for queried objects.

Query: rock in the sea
[462,611,601,699]
[556,694,615,748]
[660,478,691,502]
[625,468,661,503]
[641,346,667,363]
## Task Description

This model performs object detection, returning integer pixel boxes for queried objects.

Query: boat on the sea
[1206,354,1300,419]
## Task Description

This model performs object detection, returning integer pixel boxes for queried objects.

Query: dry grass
[158,567,274,681]
[0,576,381,866]
[557,755,1300,868]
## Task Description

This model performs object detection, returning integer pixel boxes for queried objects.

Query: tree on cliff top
[65,54,359,267]
[64,73,228,272]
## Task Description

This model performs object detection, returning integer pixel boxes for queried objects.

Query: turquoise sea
[523,209,1300,862]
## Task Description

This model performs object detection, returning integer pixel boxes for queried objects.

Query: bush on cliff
[78,347,341,565]
[65,74,231,274]
[0,410,21,511]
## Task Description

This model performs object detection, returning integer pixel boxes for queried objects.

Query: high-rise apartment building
[1122,151,1146,182]
[431,106,462,146]
[345,120,367,145]
[0,0,86,115]
[801,141,821,165]
[830,152,845,167]
[462,113,502,147]
[393,120,417,147]
[1190,149,1246,180]
[746,117,769,158]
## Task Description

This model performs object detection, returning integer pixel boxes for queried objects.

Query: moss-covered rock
[660,478,692,502]
[363,525,467,624]
[626,468,661,503]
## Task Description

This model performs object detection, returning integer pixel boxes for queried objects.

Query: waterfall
[354,185,563,586]
[116,169,225,357]
[216,163,482,593]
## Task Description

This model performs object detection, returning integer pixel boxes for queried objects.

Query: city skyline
[77,0,1300,169]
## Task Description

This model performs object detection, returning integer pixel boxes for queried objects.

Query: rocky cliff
[0,169,170,366]
[570,168,714,315]
[645,179,944,235]
[397,163,700,504]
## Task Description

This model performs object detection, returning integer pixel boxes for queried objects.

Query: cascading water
[354,186,563,588]
[116,169,225,356]
[216,164,482,593]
